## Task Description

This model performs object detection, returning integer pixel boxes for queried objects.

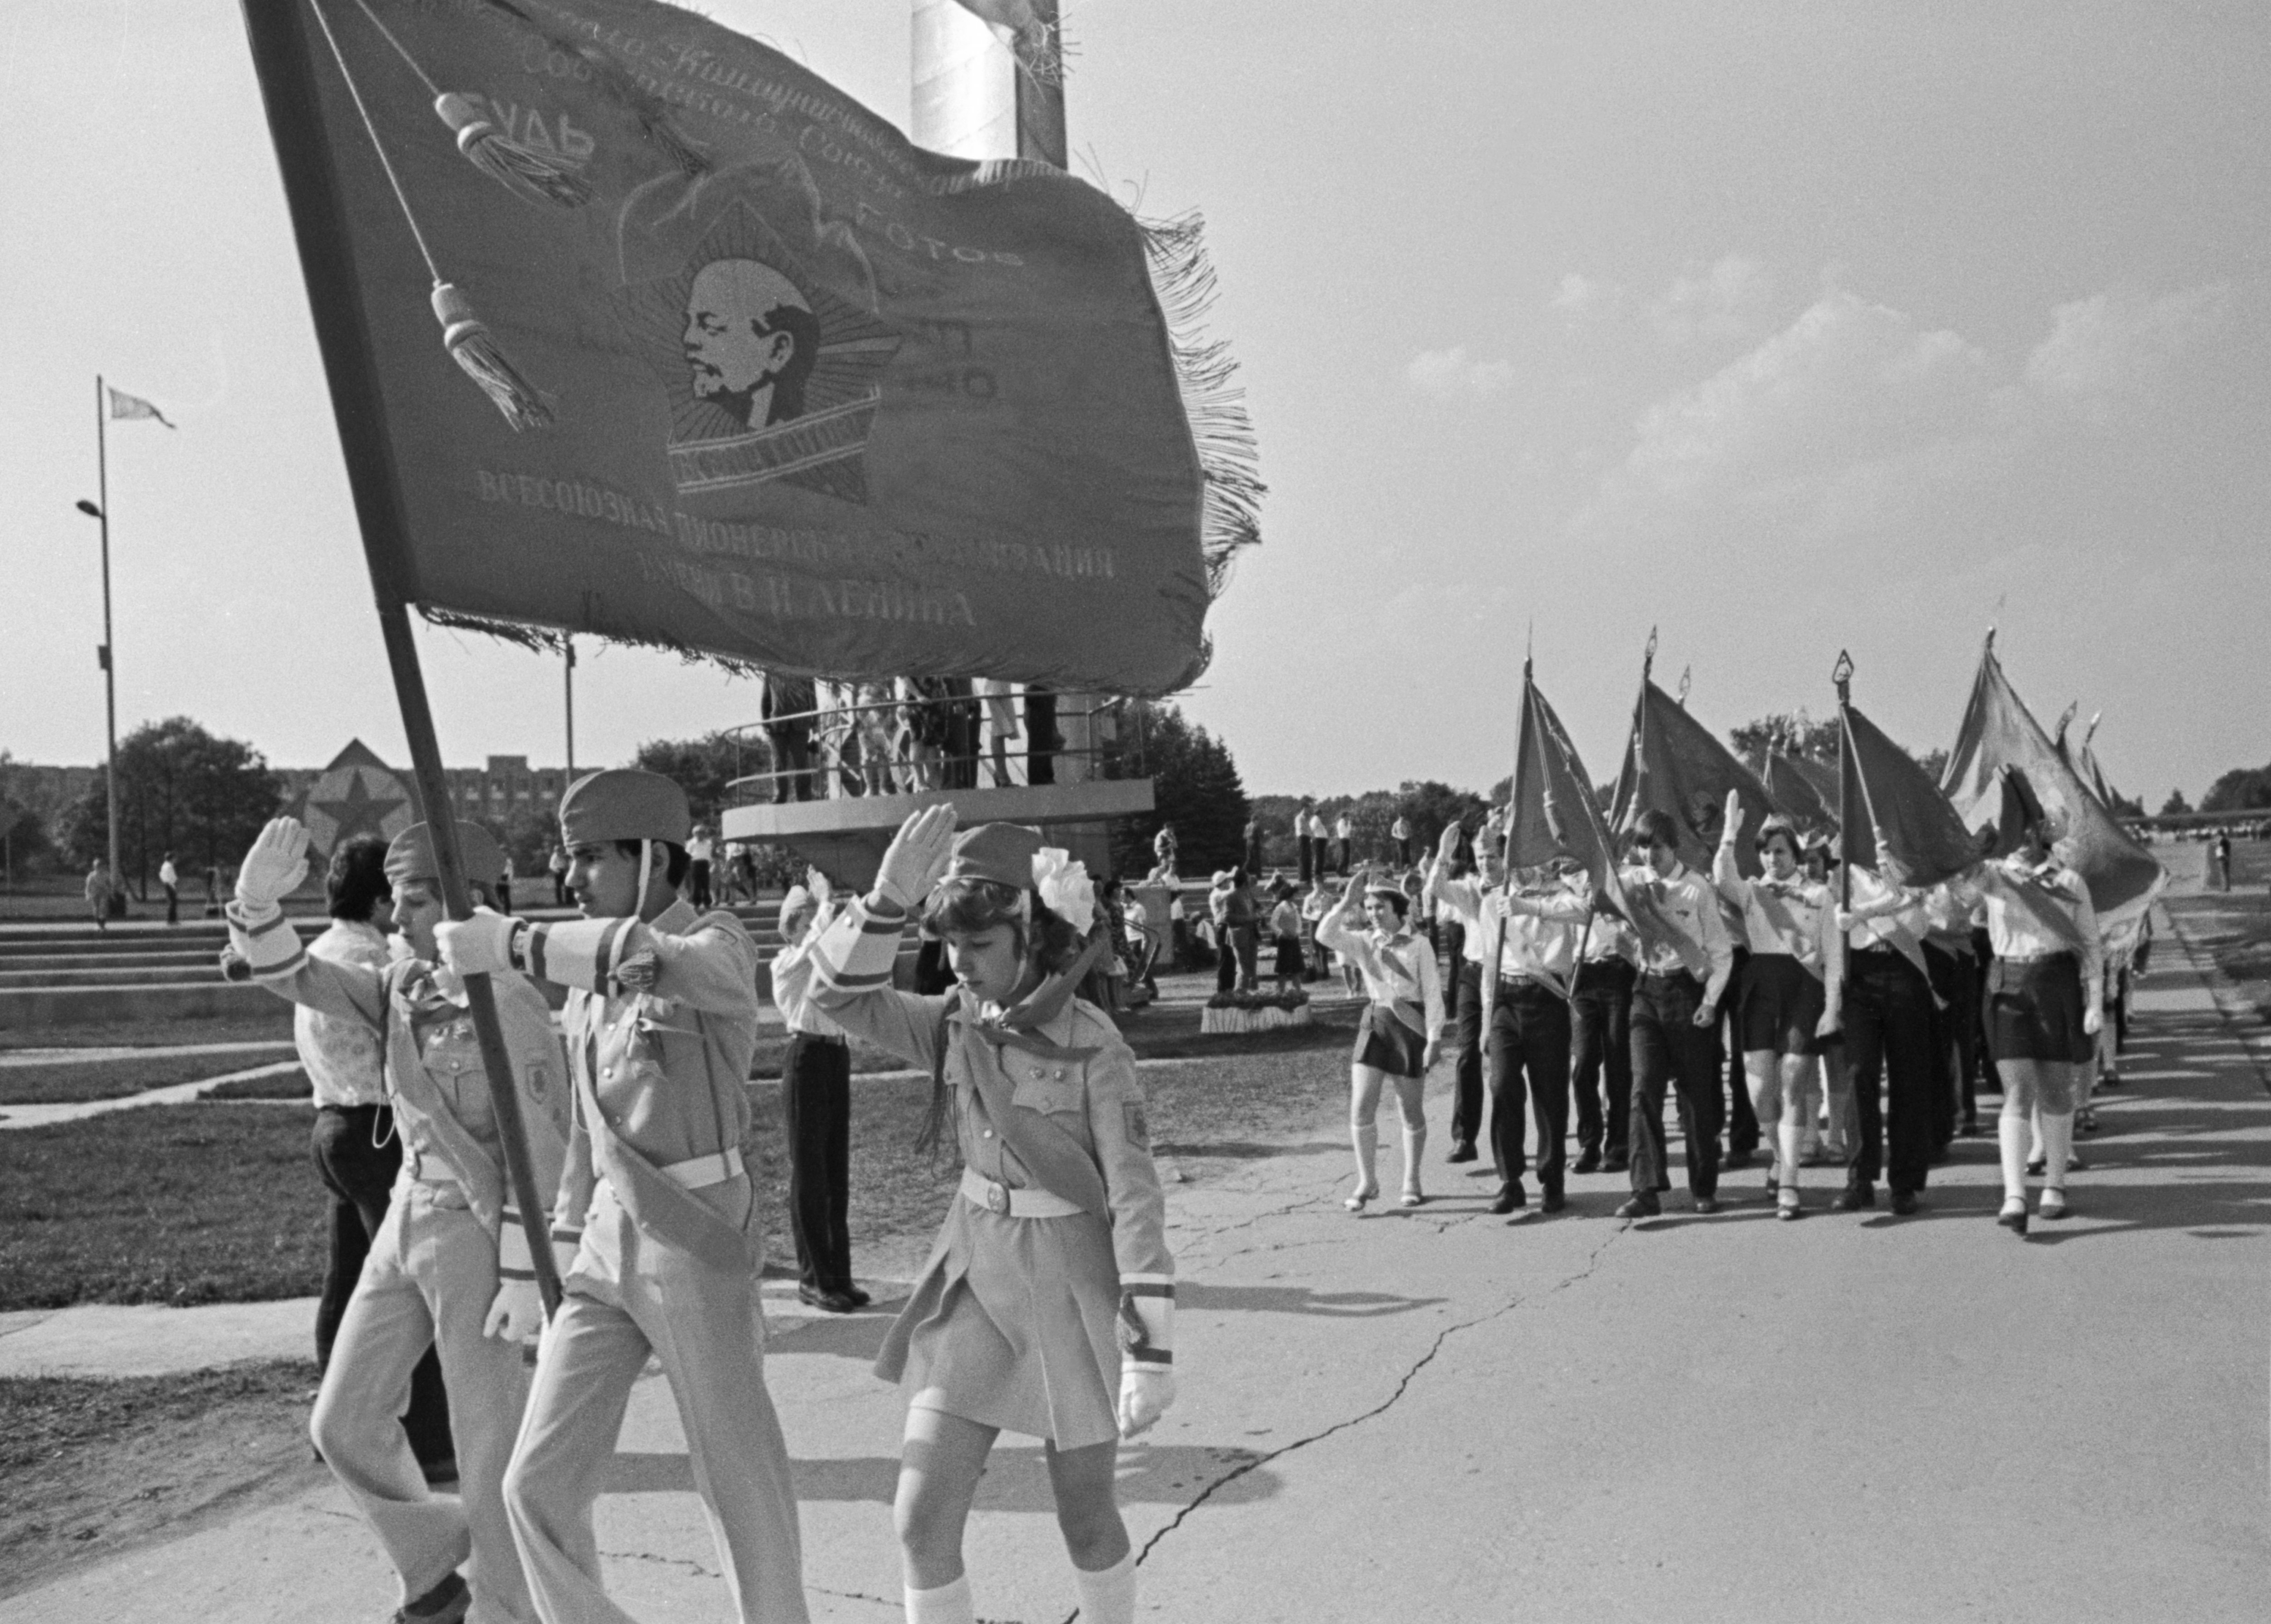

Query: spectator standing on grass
[291,835,454,1484]
[1391,814,1412,867]
[768,874,868,1315]
[1295,802,1315,884]
[548,841,570,907]
[498,854,515,916]
[1269,882,1304,996]
[687,822,716,908]
[1243,814,1264,878]
[224,818,569,1624]
[1334,811,1354,876]
[2213,829,2232,891]
[84,857,114,929]
[159,850,180,926]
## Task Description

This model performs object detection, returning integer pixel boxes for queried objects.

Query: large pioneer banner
[245,0,1216,691]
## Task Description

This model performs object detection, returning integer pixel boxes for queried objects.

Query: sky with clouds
[4,1,2266,809]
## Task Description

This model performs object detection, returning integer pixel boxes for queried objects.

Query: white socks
[1350,1123,1379,1194]
[2038,1111,2074,1192]
[905,1574,973,1624]
[1998,1111,2030,1202]
[1400,1125,1427,1198]
[1775,1124,1804,1192]
[1073,1551,1138,1624]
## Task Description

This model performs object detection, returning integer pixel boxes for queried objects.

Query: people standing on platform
[159,850,180,926]
[858,679,901,794]
[1712,793,1840,1220]
[1024,683,1061,786]
[768,876,868,1315]
[1832,864,1939,1215]
[762,670,817,803]
[1317,868,1444,1212]
[1975,818,2102,1233]
[1296,802,1316,884]
[1301,879,1335,982]
[978,678,1021,788]
[226,817,570,1624]
[1244,814,1264,878]
[1334,811,1354,876]
[292,835,455,1487]
[1268,883,1305,996]
[439,769,811,1624]
[1616,812,1736,1220]
[686,823,716,909]
[1391,814,1412,867]
[806,809,1176,1624]
[1152,822,1179,879]
[499,856,515,916]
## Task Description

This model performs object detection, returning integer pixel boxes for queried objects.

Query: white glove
[483,1279,544,1341]
[436,907,517,976]
[235,818,312,915]
[875,804,958,910]
[2083,1004,2103,1036]
[1118,1367,1177,1439]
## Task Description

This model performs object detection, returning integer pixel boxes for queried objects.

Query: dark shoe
[1692,1196,1721,1215]
[1602,1151,1630,1173]
[798,1283,860,1314]
[1447,1140,1478,1164]
[2026,1157,2047,1176]
[1540,1187,1567,1213]
[1959,1120,1984,1138]
[1890,1190,1920,1216]
[1614,1194,1661,1219]
[1489,1182,1527,1215]
[1997,1200,2029,1237]
[419,1456,460,1490]
[396,1571,470,1624]
[1929,1146,1950,1167]
[1835,1181,1876,1212]
[1722,1148,1753,1170]
[1572,1149,1601,1174]
[841,1283,873,1308]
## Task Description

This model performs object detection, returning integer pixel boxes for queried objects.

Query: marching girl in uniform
[1714,793,1841,1219]
[1315,868,1444,1212]
[809,807,1175,1624]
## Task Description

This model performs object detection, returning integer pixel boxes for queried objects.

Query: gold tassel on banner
[431,283,553,431]
[432,92,594,208]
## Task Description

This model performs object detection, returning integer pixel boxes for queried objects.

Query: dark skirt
[1352,1002,1428,1078]
[1273,933,1304,977]
[1739,953,1827,1055]
[1987,953,2090,1063]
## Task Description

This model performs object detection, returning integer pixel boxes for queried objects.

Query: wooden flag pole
[1832,649,1855,915]
[239,0,560,1313]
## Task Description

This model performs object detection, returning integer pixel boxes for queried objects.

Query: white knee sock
[2039,1111,2074,1192]
[1072,1552,1137,1624]
[1776,1123,1804,1192]
[2029,1106,2044,1164]
[1400,1124,1427,1196]
[1351,1124,1378,1193]
[1998,1111,2029,1202]
[905,1574,974,1624]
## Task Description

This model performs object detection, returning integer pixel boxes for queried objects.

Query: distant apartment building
[271,753,570,826]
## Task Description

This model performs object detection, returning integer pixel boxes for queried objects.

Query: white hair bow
[1031,847,1096,936]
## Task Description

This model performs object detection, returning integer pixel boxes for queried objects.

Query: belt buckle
[983,1178,1011,1215]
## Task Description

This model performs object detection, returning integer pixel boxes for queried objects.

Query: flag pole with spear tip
[238,0,560,1316]
[1832,649,1855,916]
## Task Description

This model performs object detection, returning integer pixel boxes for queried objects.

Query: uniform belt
[959,1167,1082,1218]
[659,1147,745,1190]
[1497,973,1560,995]
[1999,951,2075,966]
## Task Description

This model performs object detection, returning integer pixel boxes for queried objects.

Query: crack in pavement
[1125,1218,1632,1582]
[600,1547,718,1579]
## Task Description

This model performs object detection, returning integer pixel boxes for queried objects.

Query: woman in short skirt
[1315,870,1443,1211]
[811,808,1175,1624]
[1714,793,1840,1218]
[1976,814,2101,1233]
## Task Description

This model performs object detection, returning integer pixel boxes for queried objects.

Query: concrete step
[0,950,225,973]
[0,980,285,1030]
[0,965,241,990]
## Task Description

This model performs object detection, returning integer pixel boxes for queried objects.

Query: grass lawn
[0,1359,318,1598]
[0,1011,295,1053]
[0,1053,300,1107]
[0,1106,328,1310]
[2162,840,2271,1020]
[199,1067,312,1100]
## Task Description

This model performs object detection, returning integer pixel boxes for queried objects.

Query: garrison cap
[558,768,692,846]
[385,821,505,891]
[942,822,1044,892]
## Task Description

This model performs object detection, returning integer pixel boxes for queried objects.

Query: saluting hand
[876,804,957,909]
[234,818,311,914]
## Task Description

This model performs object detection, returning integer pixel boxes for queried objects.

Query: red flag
[1941,637,2164,929]
[1608,673,1776,878]
[1838,699,1979,890]
[1752,747,1840,844]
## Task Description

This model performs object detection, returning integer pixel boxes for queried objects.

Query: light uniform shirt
[768,907,845,1039]
[297,919,392,1109]
[1843,866,1929,953]
[1431,874,1588,983]
[1617,862,1736,1005]
[1713,846,1834,975]
[1314,907,1445,1038]
[1982,858,2102,970]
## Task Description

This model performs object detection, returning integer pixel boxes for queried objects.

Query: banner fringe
[434,92,595,208]
[1141,210,1263,599]
[417,605,768,676]
[431,283,554,431]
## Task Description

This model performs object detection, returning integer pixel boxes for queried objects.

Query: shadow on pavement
[1153,1139,1343,1160]
[598,1444,1283,1510]
[1176,1282,1445,1317]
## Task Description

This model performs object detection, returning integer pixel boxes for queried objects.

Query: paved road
[11,907,2266,1622]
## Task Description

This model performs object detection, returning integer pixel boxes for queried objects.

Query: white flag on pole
[106,386,174,428]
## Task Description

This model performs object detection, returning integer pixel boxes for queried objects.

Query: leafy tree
[2201,763,2271,815]
[2106,789,2146,818]
[2160,788,2192,817]
[630,731,763,828]
[1102,701,1250,877]
[0,753,57,878]
[60,718,282,896]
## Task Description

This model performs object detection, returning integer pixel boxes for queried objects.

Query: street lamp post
[76,449,121,896]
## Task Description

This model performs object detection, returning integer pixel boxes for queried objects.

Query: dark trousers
[1025,688,1057,785]
[1488,984,1573,1196]
[688,860,713,909]
[311,1104,453,1469]
[1570,958,1635,1160]
[1923,944,1973,1143]
[781,1035,854,1292]
[1337,837,1352,874]
[1298,838,1313,884]
[1842,948,1935,1194]
[163,884,179,925]
[1720,950,1760,1154]
[1449,961,1485,1149]
[1629,971,1722,1199]
[1215,927,1238,993]
[765,723,813,801]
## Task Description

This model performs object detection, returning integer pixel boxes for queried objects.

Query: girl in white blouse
[1316,870,1444,1211]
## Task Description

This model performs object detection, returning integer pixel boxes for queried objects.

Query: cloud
[1648,255,1774,346]
[1406,346,1517,400]
[1549,272,1617,319]
[2023,283,2231,423]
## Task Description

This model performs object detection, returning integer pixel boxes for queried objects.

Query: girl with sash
[1316,869,1445,1212]
[1714,793,1841,1220]
[809,807,1175,1624]
[224,817,568,1624]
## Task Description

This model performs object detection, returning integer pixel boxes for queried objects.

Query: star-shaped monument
[310,769,409,850]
